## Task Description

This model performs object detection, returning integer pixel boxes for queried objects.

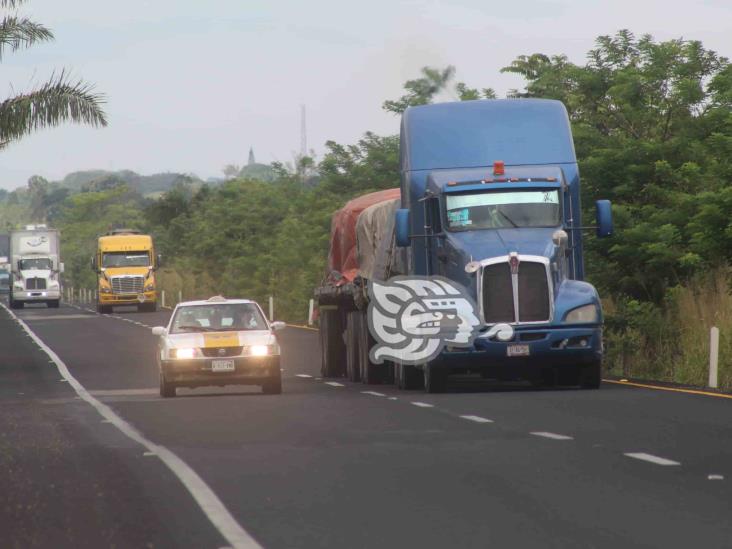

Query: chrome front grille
[26,278,47,290]
[201,347,243,358]
[480,255,551,324]
[110,275,144,294]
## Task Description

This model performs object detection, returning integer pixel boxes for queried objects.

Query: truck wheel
[395,362,422,390]
[320,308,346,378]
[358,310,383,384]
[424,362,448,393]
[139,301,158,313]
[97,304,111,314]
[580,361,602,389]
[10,298,22,309]
[345,311,361,382]
[48,300,60,309]
[262,374,283,395]
[159,371,176,398]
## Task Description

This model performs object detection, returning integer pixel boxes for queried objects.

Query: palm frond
[0,0,27,8]
[0,71,108,148]
[0,16,53,58]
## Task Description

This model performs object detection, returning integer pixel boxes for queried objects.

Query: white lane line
[295,374,313,378]
[460,415,494,424]
[410,401,434,408]
[2,303,261,549]
[708,474,724,480]
[361,391,386,397]
[388,397,398,401]
[530,431,574,440]
[324,382,344,387]
[624,452,681,466]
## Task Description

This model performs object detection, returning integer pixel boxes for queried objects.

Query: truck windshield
[445,189,561,231]
[170,303,268,334]
[19,258,53,270]
[102,251,150,268]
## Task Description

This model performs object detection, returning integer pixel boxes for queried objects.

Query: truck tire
[580,361,602,389]
[97,303,111,314]
[357,310,383,384]
[424,362,448,393]
[159,371,176,398]
[139,301,158,313]
[10,298,22,309]
[48,300,60,309]
[395,362,422,390]
[345,311,361,382]
[320,308,346,378]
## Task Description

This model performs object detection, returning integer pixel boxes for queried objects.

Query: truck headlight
[145,283,155,291]
[563,304,599,324]
[100,286,112,293]
[171,348,197,359]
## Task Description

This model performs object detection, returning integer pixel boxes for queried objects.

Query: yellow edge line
[604,379,732,400]
[287,323,318,332]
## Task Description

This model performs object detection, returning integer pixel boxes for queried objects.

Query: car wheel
[396,362,422,390]
[424,362,448,393]
[262,375,282,395]
[159,371,176,398]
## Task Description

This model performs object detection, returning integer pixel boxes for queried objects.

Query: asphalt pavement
[1,300,731,548]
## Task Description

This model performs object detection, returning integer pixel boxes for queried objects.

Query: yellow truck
[92,229,160,313]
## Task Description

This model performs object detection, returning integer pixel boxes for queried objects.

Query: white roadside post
[162,290,166,309]
[178,290,182,305]
[709,326,719,389]
[308,298,314,326]
[269,296,274,321]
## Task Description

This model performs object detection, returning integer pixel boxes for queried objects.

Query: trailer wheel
[580,361,602,389]
[345,311,361,382]
[424,362,448,393]
[358,310,383,384]
[395,362,422,390]
[320,308,346,378]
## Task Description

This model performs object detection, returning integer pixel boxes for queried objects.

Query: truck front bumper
[438,326,602,370]
[161,356,281,388]
[98,291,157,305]
[14,289,61,301]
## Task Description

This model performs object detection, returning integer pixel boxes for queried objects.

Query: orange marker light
[493,160,505,176]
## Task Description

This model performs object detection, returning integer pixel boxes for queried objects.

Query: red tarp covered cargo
[327,188,400,285]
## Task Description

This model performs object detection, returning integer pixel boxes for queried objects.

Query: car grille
[201,347,243,358]
[481,258,551,324]
[26,278,47,290]
[110,276,144,294]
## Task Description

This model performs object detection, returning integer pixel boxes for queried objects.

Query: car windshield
[102,251,150,268]
[445,189,561,231]
[19,257,52,270]
[170,303,268,334]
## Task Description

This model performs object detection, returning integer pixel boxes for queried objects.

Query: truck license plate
[211,359,235,372]
[506,344,530,357]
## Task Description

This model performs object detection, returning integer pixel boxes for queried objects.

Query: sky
[0,0,730,189]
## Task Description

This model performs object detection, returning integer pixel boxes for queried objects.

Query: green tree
[0,0,106,148]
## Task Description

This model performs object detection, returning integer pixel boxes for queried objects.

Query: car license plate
[507,344,530,357]
[211,359,235,372]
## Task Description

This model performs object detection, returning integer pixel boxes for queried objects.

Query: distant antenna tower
[300,104,307,158]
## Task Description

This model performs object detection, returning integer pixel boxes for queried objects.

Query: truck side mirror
[156,254,163,268]
[395,209,411,247]
[596,200,613,238]
[59,262,65,274]
[91,256,97,271]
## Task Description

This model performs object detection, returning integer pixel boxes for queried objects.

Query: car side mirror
[595,200,613,238]
[151,326,166,336]
[271,321,286,331]
[395,209,411,247]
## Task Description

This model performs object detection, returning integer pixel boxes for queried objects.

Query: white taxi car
[152,296,285,397]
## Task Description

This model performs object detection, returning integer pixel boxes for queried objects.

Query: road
[1,300,731,548]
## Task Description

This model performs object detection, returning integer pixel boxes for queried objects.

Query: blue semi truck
[316,98,613,392]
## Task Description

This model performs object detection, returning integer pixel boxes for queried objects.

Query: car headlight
[563,304,599,324]
[171,348,197,359]
[249,344,271,357]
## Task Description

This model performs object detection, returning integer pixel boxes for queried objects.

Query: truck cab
[93,229,160,313]
[394,99,613,390]
[9,225,63,309]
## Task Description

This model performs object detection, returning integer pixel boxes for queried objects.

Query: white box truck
[10,225,63,309]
